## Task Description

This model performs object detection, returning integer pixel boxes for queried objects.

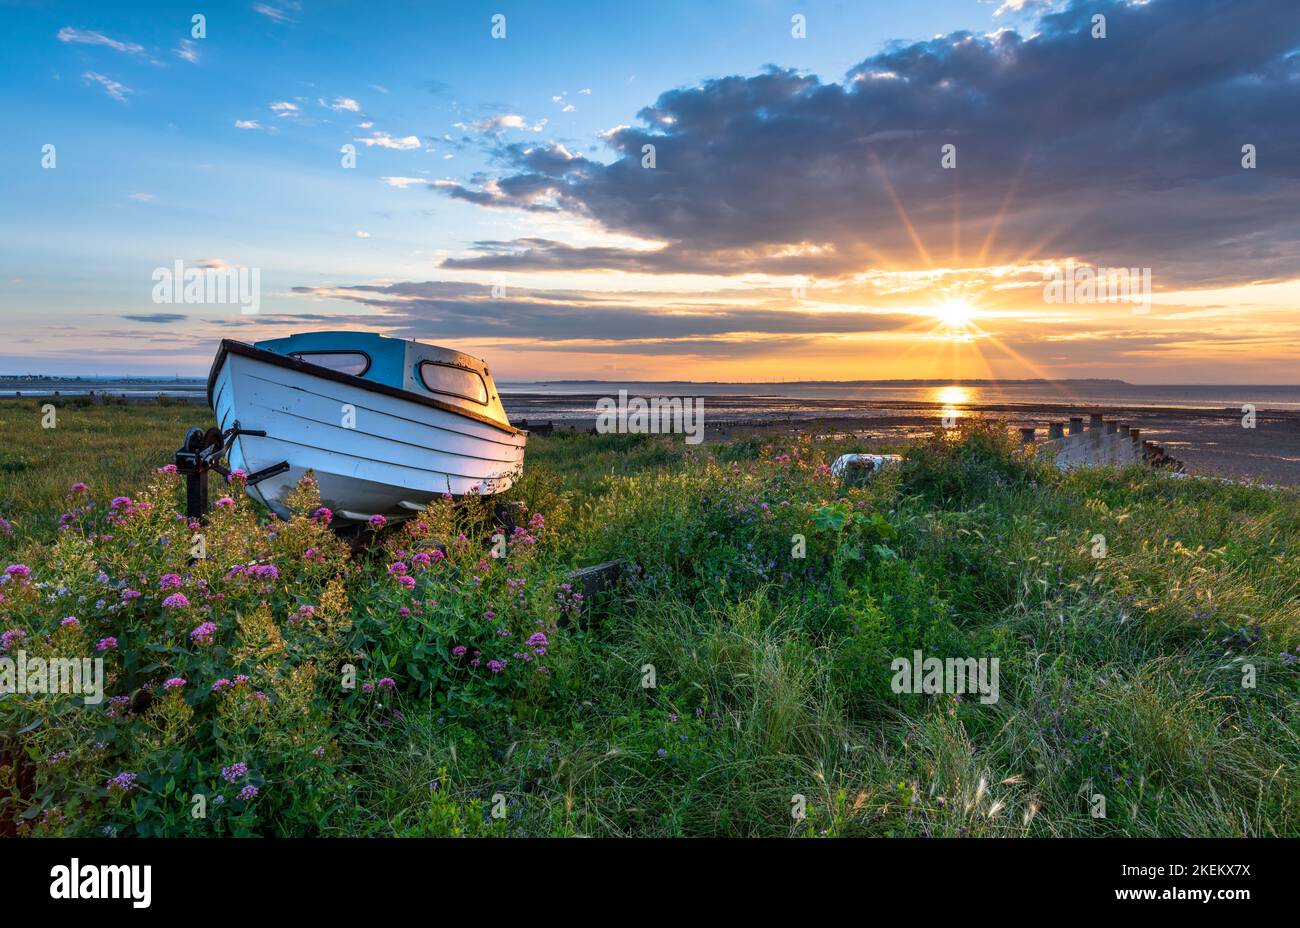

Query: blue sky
[3,0,1299,381]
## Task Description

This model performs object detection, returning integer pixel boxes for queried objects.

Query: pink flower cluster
[227,563,279,581]
[190,621,217,645]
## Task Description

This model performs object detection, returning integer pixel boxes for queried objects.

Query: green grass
[0,402,1296,836]
[0,399,216,543]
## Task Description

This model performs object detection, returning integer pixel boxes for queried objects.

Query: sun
[933,297,975,330]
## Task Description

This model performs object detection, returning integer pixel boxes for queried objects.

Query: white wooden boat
[206,332,526,523]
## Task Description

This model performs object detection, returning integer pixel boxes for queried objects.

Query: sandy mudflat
[503,393,1300,488]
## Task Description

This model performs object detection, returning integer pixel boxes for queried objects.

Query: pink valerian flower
[288,604,315,626]
[215,497,235,508]
[235,674,249,684]
[387,562,408,576]
[396,575,415,590]
[226,469,247,482]
[487,659,506,674]
[212,678,233,693]
[221,762,248,783]
[411,551,431,567]
[430,548,446,562]
[312,507,333,524]
[527,631,548,656]
[60,616,80,628]
[159,573,183,590]
[190,622,217,645]
[156,464,177,476]
[162,593,190,609]
[163,677,187,690]
[97,636,118,652]
[303,547,321,561]
[362,682,374,693]
[106,772,138,793]
[451,645,468,658]
[121,589,141,601]
[238,785,259,801]
[69,482,90,494]
[4,564,31,580]
[378,678,396,690]
[0,517,12,536]
[368,514,387,528]
[1,629,27,652]
[227,563,278,581]
[397,607,411,618]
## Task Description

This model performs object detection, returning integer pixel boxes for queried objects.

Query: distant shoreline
[1,392,1296,485]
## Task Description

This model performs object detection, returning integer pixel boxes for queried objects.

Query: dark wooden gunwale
[207,339,521,436]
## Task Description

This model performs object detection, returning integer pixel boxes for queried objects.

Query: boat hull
[210,347,526,522]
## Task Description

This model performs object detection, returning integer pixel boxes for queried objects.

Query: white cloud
[270,101,300,117]
[459,114,547,135]
[993,0,1055,16]
[175,39,200,63]
[358,120,374,129]
[372,84,390,94]
[253,3,295,23]
[234,119,261,129]
[355,230,371,238]
[354,131,420,150]
[562,104,575,113]
[578,88,592,95]
[379,176,427,189]
[57,27,145,56]
[127,192,154,202]
[82,71,132,103]
[330,97,361,112]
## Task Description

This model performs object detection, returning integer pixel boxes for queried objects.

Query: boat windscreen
[289,351,371,376]
[419,361,488,404]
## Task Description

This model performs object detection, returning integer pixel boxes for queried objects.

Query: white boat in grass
[207,332,526,523]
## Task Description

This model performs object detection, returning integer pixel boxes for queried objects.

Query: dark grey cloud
[433,0,1300,286]
[121,313,187,323]
[288,281,914,343]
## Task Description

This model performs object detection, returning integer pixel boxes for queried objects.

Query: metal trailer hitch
[174,420,289,519]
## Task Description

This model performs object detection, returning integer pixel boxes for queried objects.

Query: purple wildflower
[106,771,138,793]
[190,621,217,645]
